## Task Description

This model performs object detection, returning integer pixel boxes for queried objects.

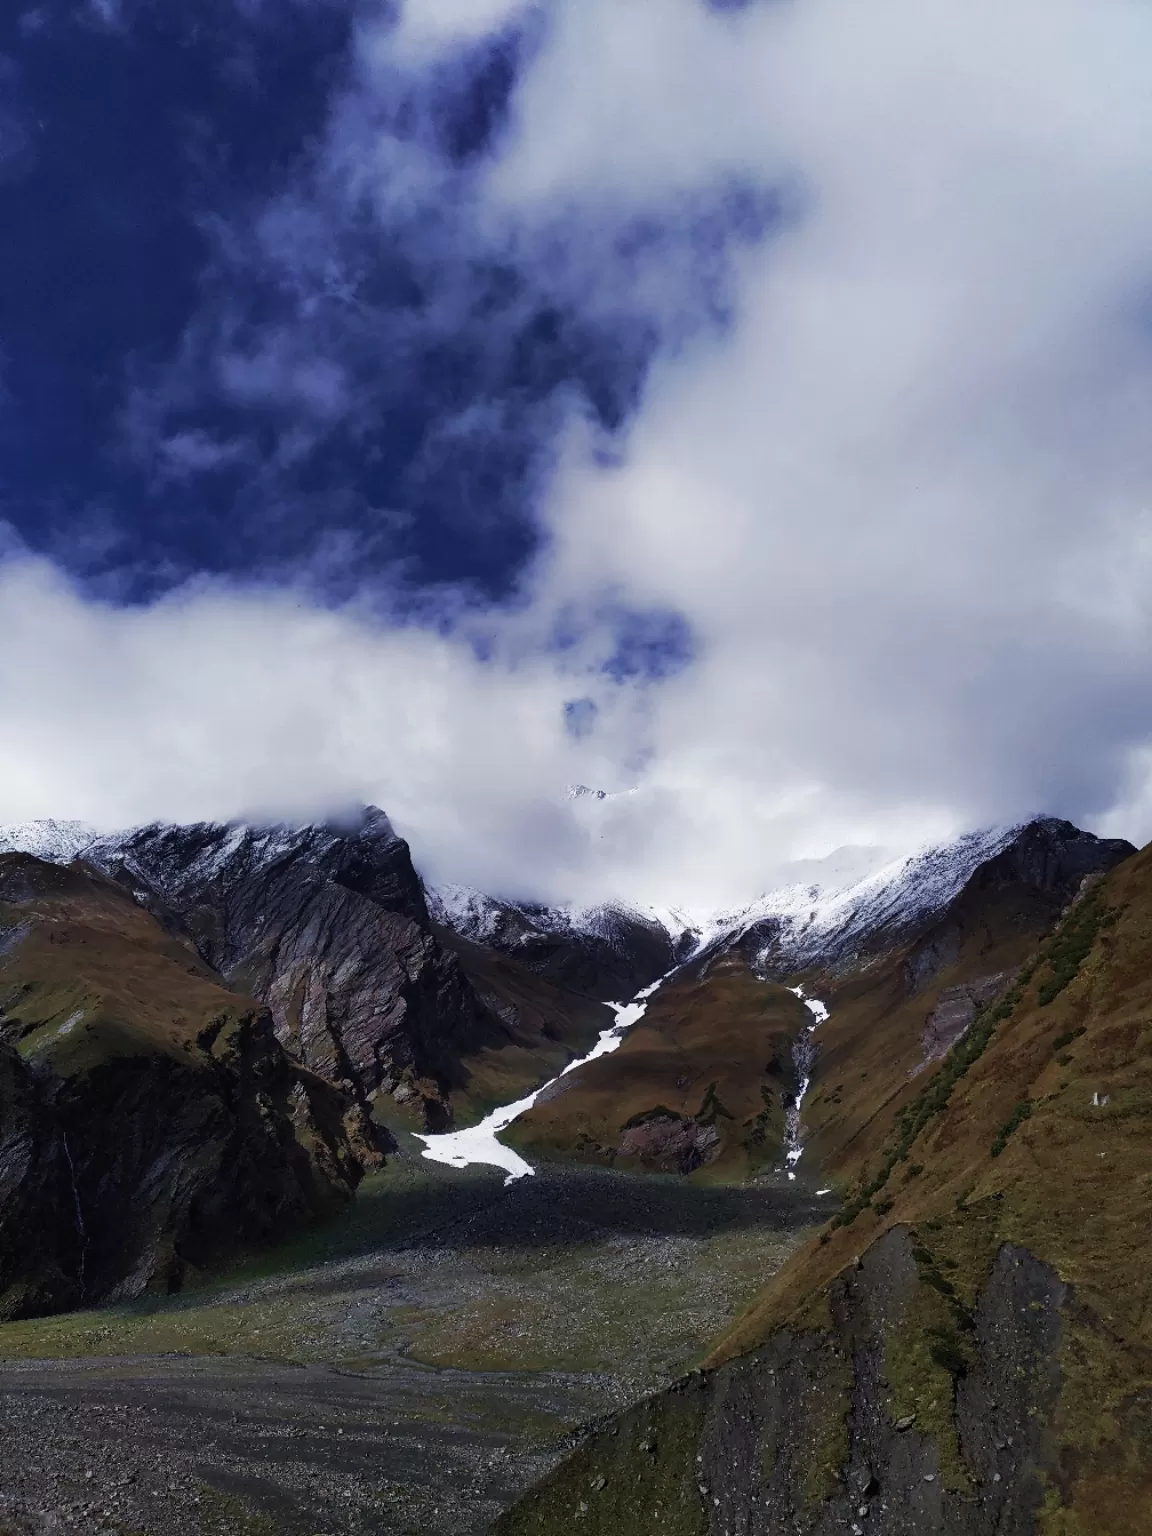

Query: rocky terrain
[0,1154,824,1535]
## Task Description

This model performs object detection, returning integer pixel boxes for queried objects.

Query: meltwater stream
[416,977,666,1185]
[783,986,829,1179]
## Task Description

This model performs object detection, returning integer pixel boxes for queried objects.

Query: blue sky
[2,0,1152,907]
[0,1,757,614]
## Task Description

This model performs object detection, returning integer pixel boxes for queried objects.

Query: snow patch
[416,976,666,1184]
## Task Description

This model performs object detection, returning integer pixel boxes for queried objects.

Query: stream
[783,986,829,1178]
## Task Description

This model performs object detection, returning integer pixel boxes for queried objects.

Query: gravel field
[0,1151,826,1534]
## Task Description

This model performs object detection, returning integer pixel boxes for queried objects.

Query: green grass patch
[990,1099,1034,1158]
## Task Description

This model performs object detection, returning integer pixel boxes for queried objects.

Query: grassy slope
[794,870,1066,1186]
[498,849,1152,1535]
[0,854,263,1071]
[696,847,1152,1530]
[435,926,611,1127]
[505,957,811,1180]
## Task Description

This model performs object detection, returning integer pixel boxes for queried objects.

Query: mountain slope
[785,816,1136,1182]
[501,819,1133,1184]
[0,853,375,1318]
[495,836,1152,1536]
[504,956,812,1178]
[67,810,607,1131]
[427,883,683,1000]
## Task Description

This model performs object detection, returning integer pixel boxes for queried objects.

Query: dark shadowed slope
[0,853,374,1317]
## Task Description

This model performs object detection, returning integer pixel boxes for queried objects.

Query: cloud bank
[5,0,1152,906]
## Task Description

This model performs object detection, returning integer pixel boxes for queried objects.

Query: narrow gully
[783,987,829,1178]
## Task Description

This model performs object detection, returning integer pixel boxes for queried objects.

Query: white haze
[4,0,1152,907]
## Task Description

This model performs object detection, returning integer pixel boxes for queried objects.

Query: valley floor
[0,1146,826,1535]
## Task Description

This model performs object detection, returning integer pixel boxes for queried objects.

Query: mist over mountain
[2,0,1152,909]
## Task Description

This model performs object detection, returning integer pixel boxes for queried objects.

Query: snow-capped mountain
[0,818,101,862]
[1,809,1133,993]
[697,823,1030,973]
[425,817,1134,984]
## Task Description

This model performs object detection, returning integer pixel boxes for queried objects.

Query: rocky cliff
[71,810,605,1130]
[0,854,375,1318]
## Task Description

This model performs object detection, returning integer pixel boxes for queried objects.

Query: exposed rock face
[918,972,1012,1069]
[496,1229,1068,1536]
[84,810,505,1130]
[616,1110,721,1175]
[0,811,642,1131]
[0,854,372,1318]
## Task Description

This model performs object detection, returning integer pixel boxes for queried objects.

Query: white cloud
[6,0,1152,906]
[384,0,532,63]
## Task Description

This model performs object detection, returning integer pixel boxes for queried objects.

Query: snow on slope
[2,810,1027,980]
[427,823,1027,977]
[705,822,1026,972]
[0,820,101,862]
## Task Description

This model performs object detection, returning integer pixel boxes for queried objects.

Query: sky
[2,0,1152,907]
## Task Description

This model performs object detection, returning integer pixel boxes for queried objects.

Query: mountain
[0,819,99,862]
[427,882,687,1000]
[0,811,618,1132]
[4,812,1130,1153]
[498,818,1134,1180]
[495,825,1152,1535]
[0,853,375,1318]
[504,954,814,1178]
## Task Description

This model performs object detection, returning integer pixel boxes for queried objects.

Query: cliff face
[497,833,1152,1534]
[83,810,480,1129]
[497,1231,1072,1536]
[80,810,611,1131]
[0,854,373,1318]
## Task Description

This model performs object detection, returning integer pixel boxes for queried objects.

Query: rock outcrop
[0,854,374,1317]
[496,1231,1072,1536]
